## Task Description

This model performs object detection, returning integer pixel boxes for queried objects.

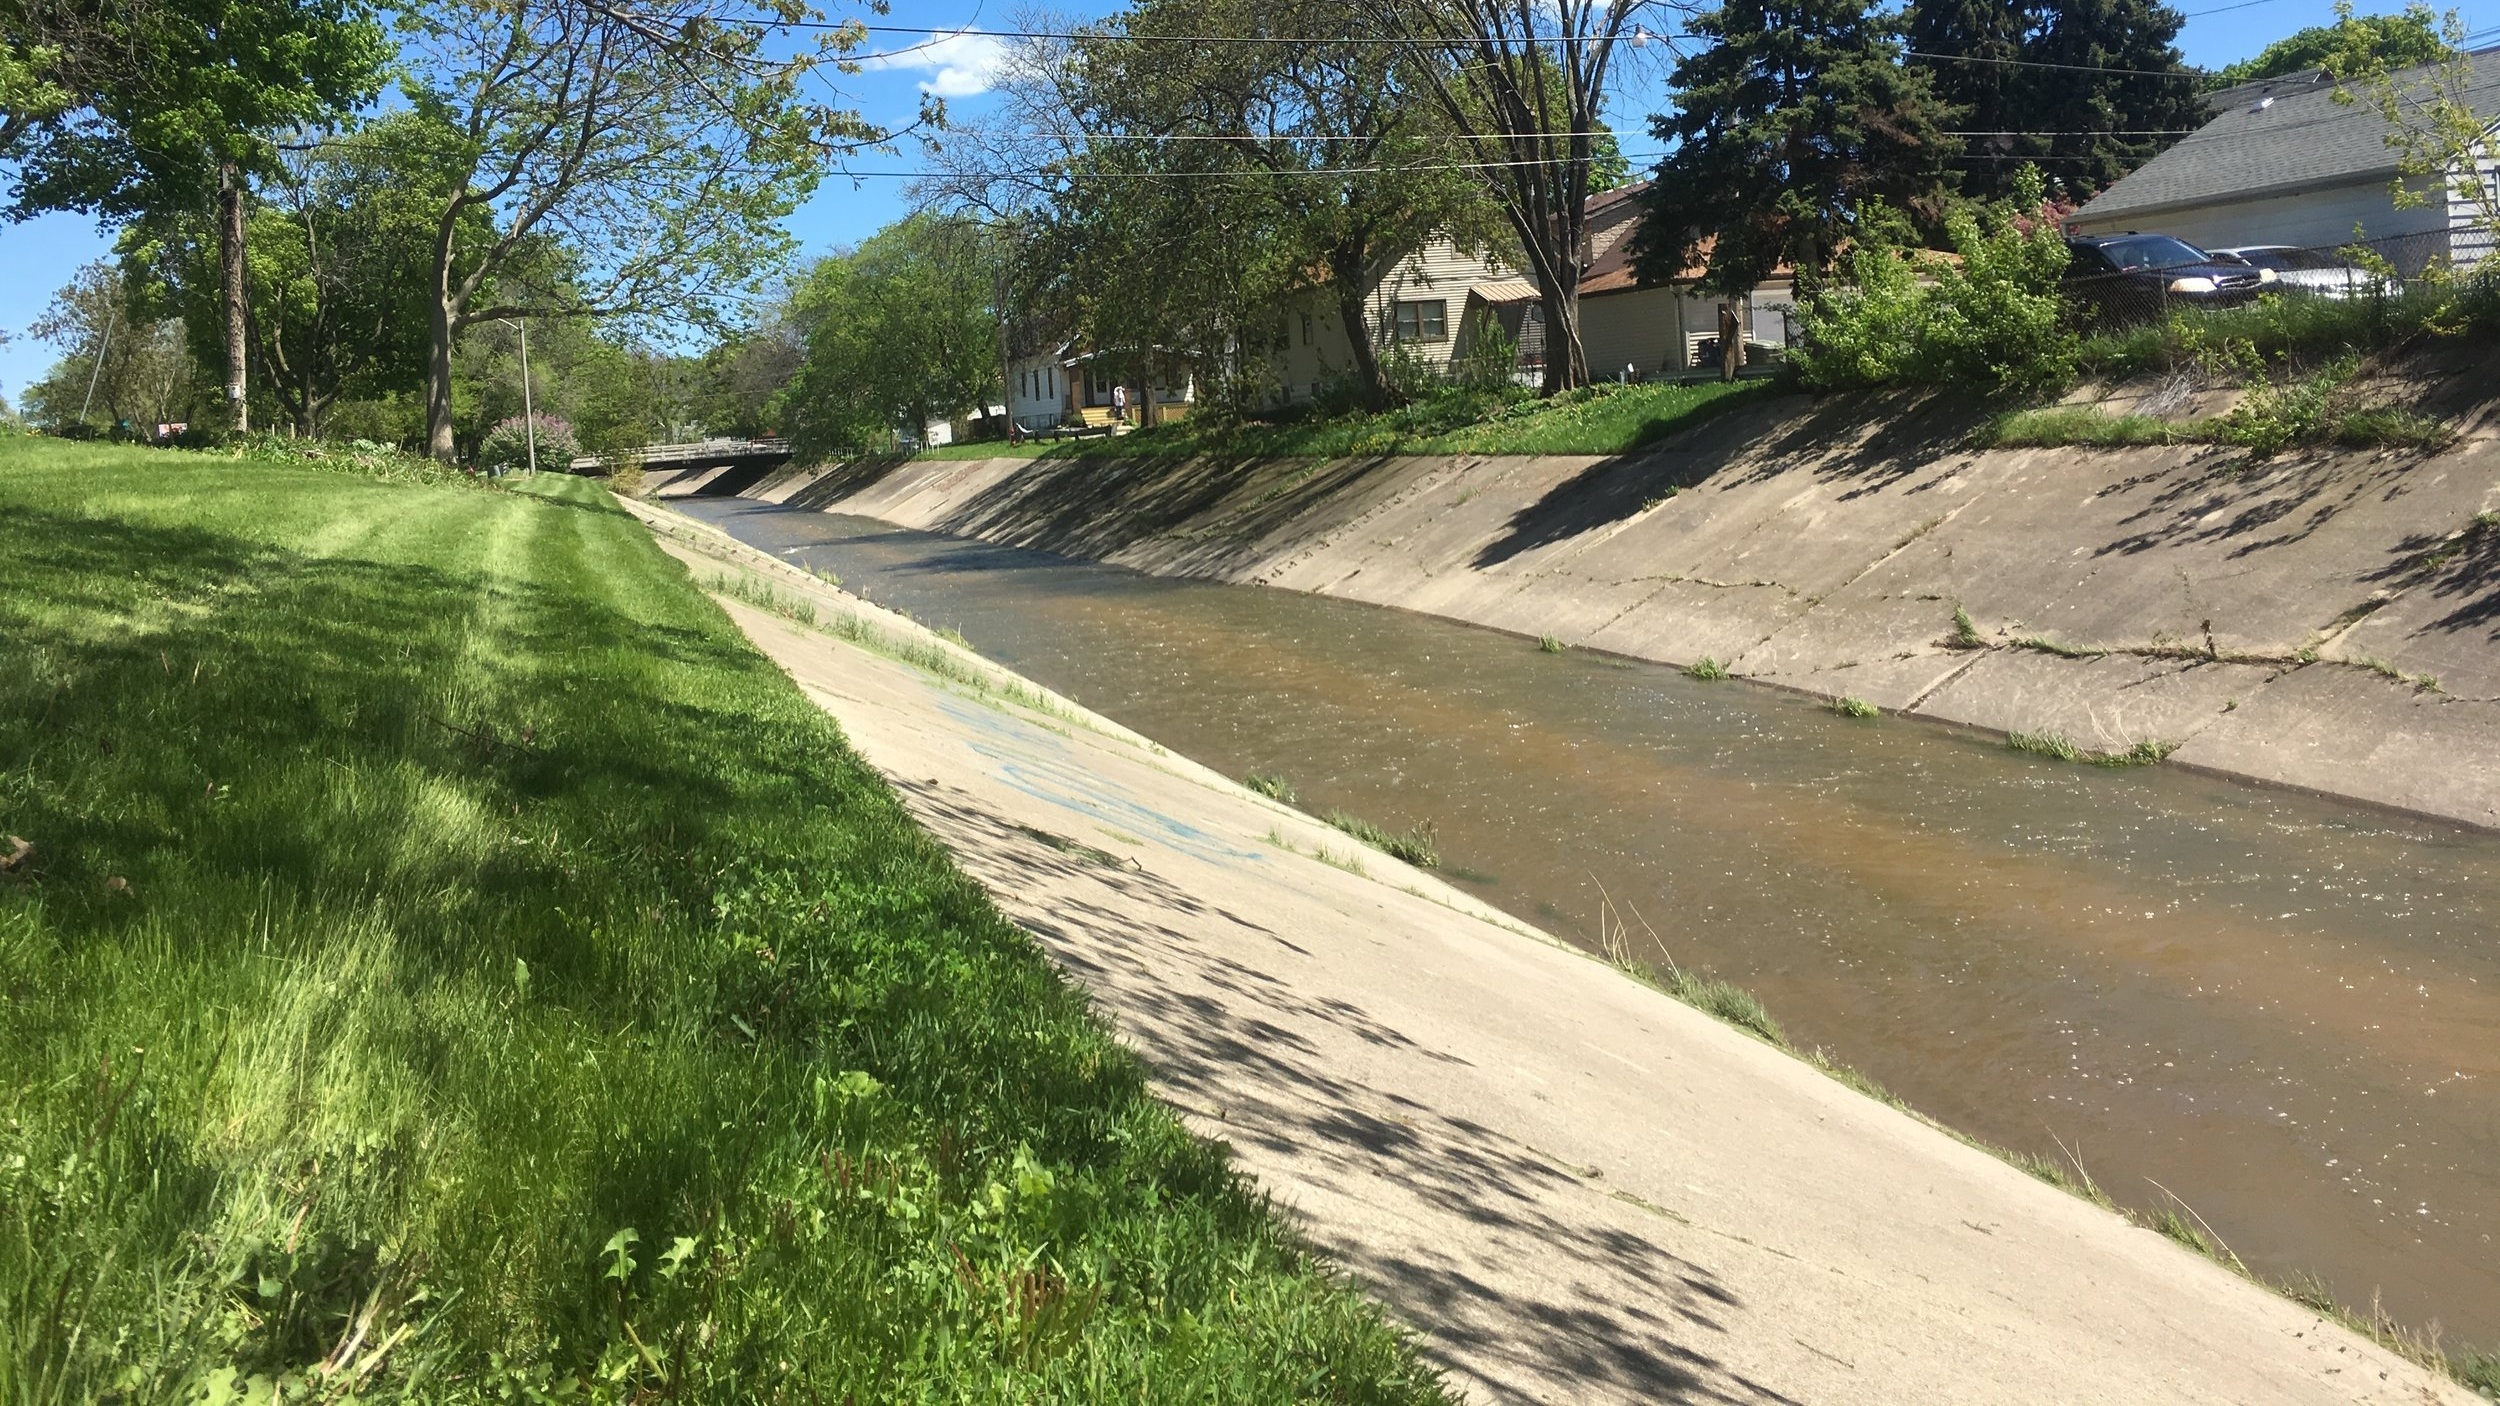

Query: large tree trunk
[425,294,458,462]
[218,163,249,432]
[1538,282,1588,397]
[1328,249,1388,409]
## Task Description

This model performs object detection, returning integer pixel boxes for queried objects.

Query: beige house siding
[1253,239,1518,406]
[1581,287,1702,378]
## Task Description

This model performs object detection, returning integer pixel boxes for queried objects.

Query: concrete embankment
[700,389,2500,829]
[627,497,2473,1405]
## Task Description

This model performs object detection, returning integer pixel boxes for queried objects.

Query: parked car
[2061,233,2274,323]
[2206,244,2400,300]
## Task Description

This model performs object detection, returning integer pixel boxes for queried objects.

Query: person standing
[1112,382,1129,426]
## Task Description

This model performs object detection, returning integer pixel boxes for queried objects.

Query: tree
[2333,6,2500,252]
[1378,0,1670,393]
[392,0,878,461]
[2208,3,2450,88]
[780,215,1005,456]
[1637,0,1951,298]
[1068,0,1501,408]
[1905,0,2030,193]
[2019,0,2204,197]
[5,0,388,431]
[23,259,199,432]
[119,113,457,437]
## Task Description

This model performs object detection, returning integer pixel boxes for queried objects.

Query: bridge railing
[568,437,792,473]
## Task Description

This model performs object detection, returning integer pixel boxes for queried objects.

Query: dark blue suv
[2062,233,2274,324]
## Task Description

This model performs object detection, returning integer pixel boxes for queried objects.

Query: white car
[2207,245,2401,300]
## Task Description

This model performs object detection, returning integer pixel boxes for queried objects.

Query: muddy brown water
[682,499,2500,1348]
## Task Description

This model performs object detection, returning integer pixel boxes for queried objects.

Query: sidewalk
[634,499,2471,1406]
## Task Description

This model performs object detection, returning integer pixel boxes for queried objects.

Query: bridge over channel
[571,438,794,495]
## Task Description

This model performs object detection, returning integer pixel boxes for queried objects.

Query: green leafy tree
[1638,0,1952,296]
[118,113,462,437]
[780,215,1005,456]
[393,0,880,462]
[2331,5,2499,254]
[22,259,200,432]
[1067,0,1502,409]
[5,0,388,430]
[2208,3,2450,88]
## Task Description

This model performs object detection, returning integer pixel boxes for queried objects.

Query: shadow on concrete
[888,779,1804,1406]
[2368,515,2500,638]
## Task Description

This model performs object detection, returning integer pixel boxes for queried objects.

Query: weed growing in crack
[1685,657,1730,681]
[1538,633,1566,654]
[1833,696,1879,719]
[1949,604,1985,650]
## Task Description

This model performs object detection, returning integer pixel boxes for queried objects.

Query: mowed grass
[915,377,1774,462]
[0,437,1447,1403]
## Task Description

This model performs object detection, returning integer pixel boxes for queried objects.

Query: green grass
[1978,406,2185,449]
[1684,657,1730,681]
[1318,811,1439,869]
[1832,696,1879,719]
[1536,633,1566,654]
[0,437,1447,1403]
[914,379,1774,462]
[2073,289,2452,383]
[1243,771,1297,804]
[2007,730,2177,767]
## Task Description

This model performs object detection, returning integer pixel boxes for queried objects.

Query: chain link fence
[2057,226,2468,330]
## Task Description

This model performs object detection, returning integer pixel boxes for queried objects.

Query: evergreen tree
[1905,0,2036,196]
[2023,0,2205,197]
[1636,0,1952,296]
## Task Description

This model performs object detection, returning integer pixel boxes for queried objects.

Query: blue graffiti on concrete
[931,691,1265,866]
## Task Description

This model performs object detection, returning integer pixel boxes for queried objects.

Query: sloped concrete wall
[760,390,2500,829]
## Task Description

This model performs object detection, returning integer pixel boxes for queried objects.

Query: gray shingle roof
[2078,49,2500,221]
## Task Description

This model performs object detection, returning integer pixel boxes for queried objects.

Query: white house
[2069,50,2500,272]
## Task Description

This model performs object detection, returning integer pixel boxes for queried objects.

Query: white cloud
[861,28,1007,98]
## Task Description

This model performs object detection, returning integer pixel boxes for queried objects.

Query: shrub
[1794,166,2076,397]
[476,413,580,474]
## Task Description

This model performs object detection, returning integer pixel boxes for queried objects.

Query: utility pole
[78,308,115,425]
[516,317,539,475]
[992,224,1018,445]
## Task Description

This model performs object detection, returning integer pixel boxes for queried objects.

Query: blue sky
[0,0,2479,405]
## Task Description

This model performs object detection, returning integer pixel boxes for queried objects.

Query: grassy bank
[0,437,1445,1402]
[918,377,1774,462]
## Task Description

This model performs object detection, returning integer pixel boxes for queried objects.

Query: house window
[1301,313,1313,345]
[1394,299,1447,343]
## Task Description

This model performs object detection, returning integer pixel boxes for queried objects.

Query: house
[1254,239,1517,404]
[1270,184,1798,397]
[1005,337,1195,435]
[2068,50,2500,272]
[1456,183,1798,381]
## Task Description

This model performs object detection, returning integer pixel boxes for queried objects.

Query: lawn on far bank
[917,375,1777,462]
[0,435,1447,1403]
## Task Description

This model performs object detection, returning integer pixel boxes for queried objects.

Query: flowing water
[682,499,2500,1347]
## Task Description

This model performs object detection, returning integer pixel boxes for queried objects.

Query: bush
[1794,166,2076,397]
[476,413,580,474]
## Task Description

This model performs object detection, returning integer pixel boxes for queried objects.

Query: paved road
[636,500,2471,1406]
